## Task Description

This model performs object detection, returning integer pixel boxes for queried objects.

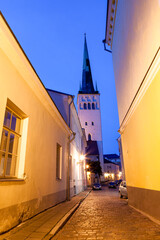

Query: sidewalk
[0,189,91,240]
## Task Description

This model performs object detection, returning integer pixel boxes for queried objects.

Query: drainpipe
[68,96,74,128]
[67,96,76,201]
[67,132,76,201]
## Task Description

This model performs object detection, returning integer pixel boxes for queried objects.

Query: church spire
[79,34,98,94]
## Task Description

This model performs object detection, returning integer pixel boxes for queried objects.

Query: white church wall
[77,94,102,141]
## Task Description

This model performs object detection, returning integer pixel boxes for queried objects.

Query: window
[88,103,91,110]
[88,134,91,141]
[0,108,21,178]
[85,122,87,126]
[84,103,87,109]
[56,143,62,180]
[79,103,83,109]
[92,103,95,110]
[92,122,94,126]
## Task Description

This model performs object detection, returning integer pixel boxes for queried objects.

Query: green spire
[79,34,98,94]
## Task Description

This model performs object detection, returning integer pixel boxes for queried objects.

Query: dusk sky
[1,0,120,154]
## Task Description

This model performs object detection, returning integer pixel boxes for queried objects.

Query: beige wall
[122,68,160,191]
[109,0,160,220]
[70,102,87,196]
[112,0,160,124]
[0,14,71,233]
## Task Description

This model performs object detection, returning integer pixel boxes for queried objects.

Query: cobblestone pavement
[53,185,160,240]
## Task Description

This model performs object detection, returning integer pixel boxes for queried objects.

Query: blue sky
[0,0,120,154]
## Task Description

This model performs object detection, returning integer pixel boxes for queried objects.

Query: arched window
[84,103,87,109]
[88,134,91,141]
[88,103,91,110]
[92,103,95,109]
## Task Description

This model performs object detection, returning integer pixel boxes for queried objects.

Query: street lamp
[80,155,85,161]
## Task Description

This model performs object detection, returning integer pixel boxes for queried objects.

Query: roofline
[0,11,73,135]
[47,88,86,140]
[78,92,100,95]
[104,0,118,48]
[47,88,74,98]
[104,0,109,44]
[104,160,119,166]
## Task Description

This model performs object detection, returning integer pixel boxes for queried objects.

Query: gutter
[67,95,76,201]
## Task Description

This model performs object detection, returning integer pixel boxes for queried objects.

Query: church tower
[77,35,104,171]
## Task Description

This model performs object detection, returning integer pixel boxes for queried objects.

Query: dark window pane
[11,115,17,131]
[92,103,95,109]
[92,122,94,126]
[84,103,87,109]
[0,129,8,152]
[88,134,91,141]
[85,122,87,126]
[15,117,21,133]
[8,134,14,153]
[88,103,91,110]
[0,152,5,176]
[4,110,11,128]
[5,154,17,176]
[8,134,19,155]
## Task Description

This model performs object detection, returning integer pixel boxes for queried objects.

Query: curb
[45,190,91,239]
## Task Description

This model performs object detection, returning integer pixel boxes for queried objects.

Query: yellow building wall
[122,67,160,191]
[0,14,70,233]
[112,0,160,124]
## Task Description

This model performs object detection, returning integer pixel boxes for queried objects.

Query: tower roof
[79,34,98,94]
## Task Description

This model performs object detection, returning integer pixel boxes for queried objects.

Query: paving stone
[54,185,160,240]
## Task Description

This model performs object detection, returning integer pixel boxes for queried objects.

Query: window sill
[0,178,25,182]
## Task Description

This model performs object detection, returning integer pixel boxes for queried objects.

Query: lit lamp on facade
[104,173,109,178]
[80,155,85,161]
[77,154,85,164]
[86,164,89,169]
[111,173,114,179]
[118,171,122,179]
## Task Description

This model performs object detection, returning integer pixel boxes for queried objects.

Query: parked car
[119,181,128,198]
[92,183,101,190]
[115,179,122,186]
[108,181,116,188]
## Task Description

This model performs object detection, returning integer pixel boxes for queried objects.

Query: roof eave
[104,0,118,49]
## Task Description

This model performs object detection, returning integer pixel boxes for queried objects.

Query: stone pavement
[53,185,160,240]
[0,189,91,240]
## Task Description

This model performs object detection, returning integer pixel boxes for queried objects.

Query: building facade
[103,159,120,181]
[77,35,104,172]
[105,0,160,221]
[47,89,87,197]
[0,12,84,233]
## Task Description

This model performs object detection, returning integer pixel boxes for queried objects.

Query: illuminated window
[88,103,91,110]
[0,108,21,178]
[92,103,95,109]
[84,103,87,109]
[56,143,62,180]
[88,134,91,141]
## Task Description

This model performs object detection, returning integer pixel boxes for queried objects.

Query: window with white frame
[0,107,21,178]
[56,143,62,180]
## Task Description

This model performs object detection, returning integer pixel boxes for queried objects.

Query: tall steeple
[79,34,98,94]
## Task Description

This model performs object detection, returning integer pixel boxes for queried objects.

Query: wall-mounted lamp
[80,155,85,161]
[102,39,112,53]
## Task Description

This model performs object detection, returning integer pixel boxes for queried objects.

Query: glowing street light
[80,155,85,161]
[86,164,89,169]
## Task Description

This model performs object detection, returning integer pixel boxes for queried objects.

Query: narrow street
[54,185,160,240]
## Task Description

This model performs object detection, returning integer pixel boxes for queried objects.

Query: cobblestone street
[53,185,160,240]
